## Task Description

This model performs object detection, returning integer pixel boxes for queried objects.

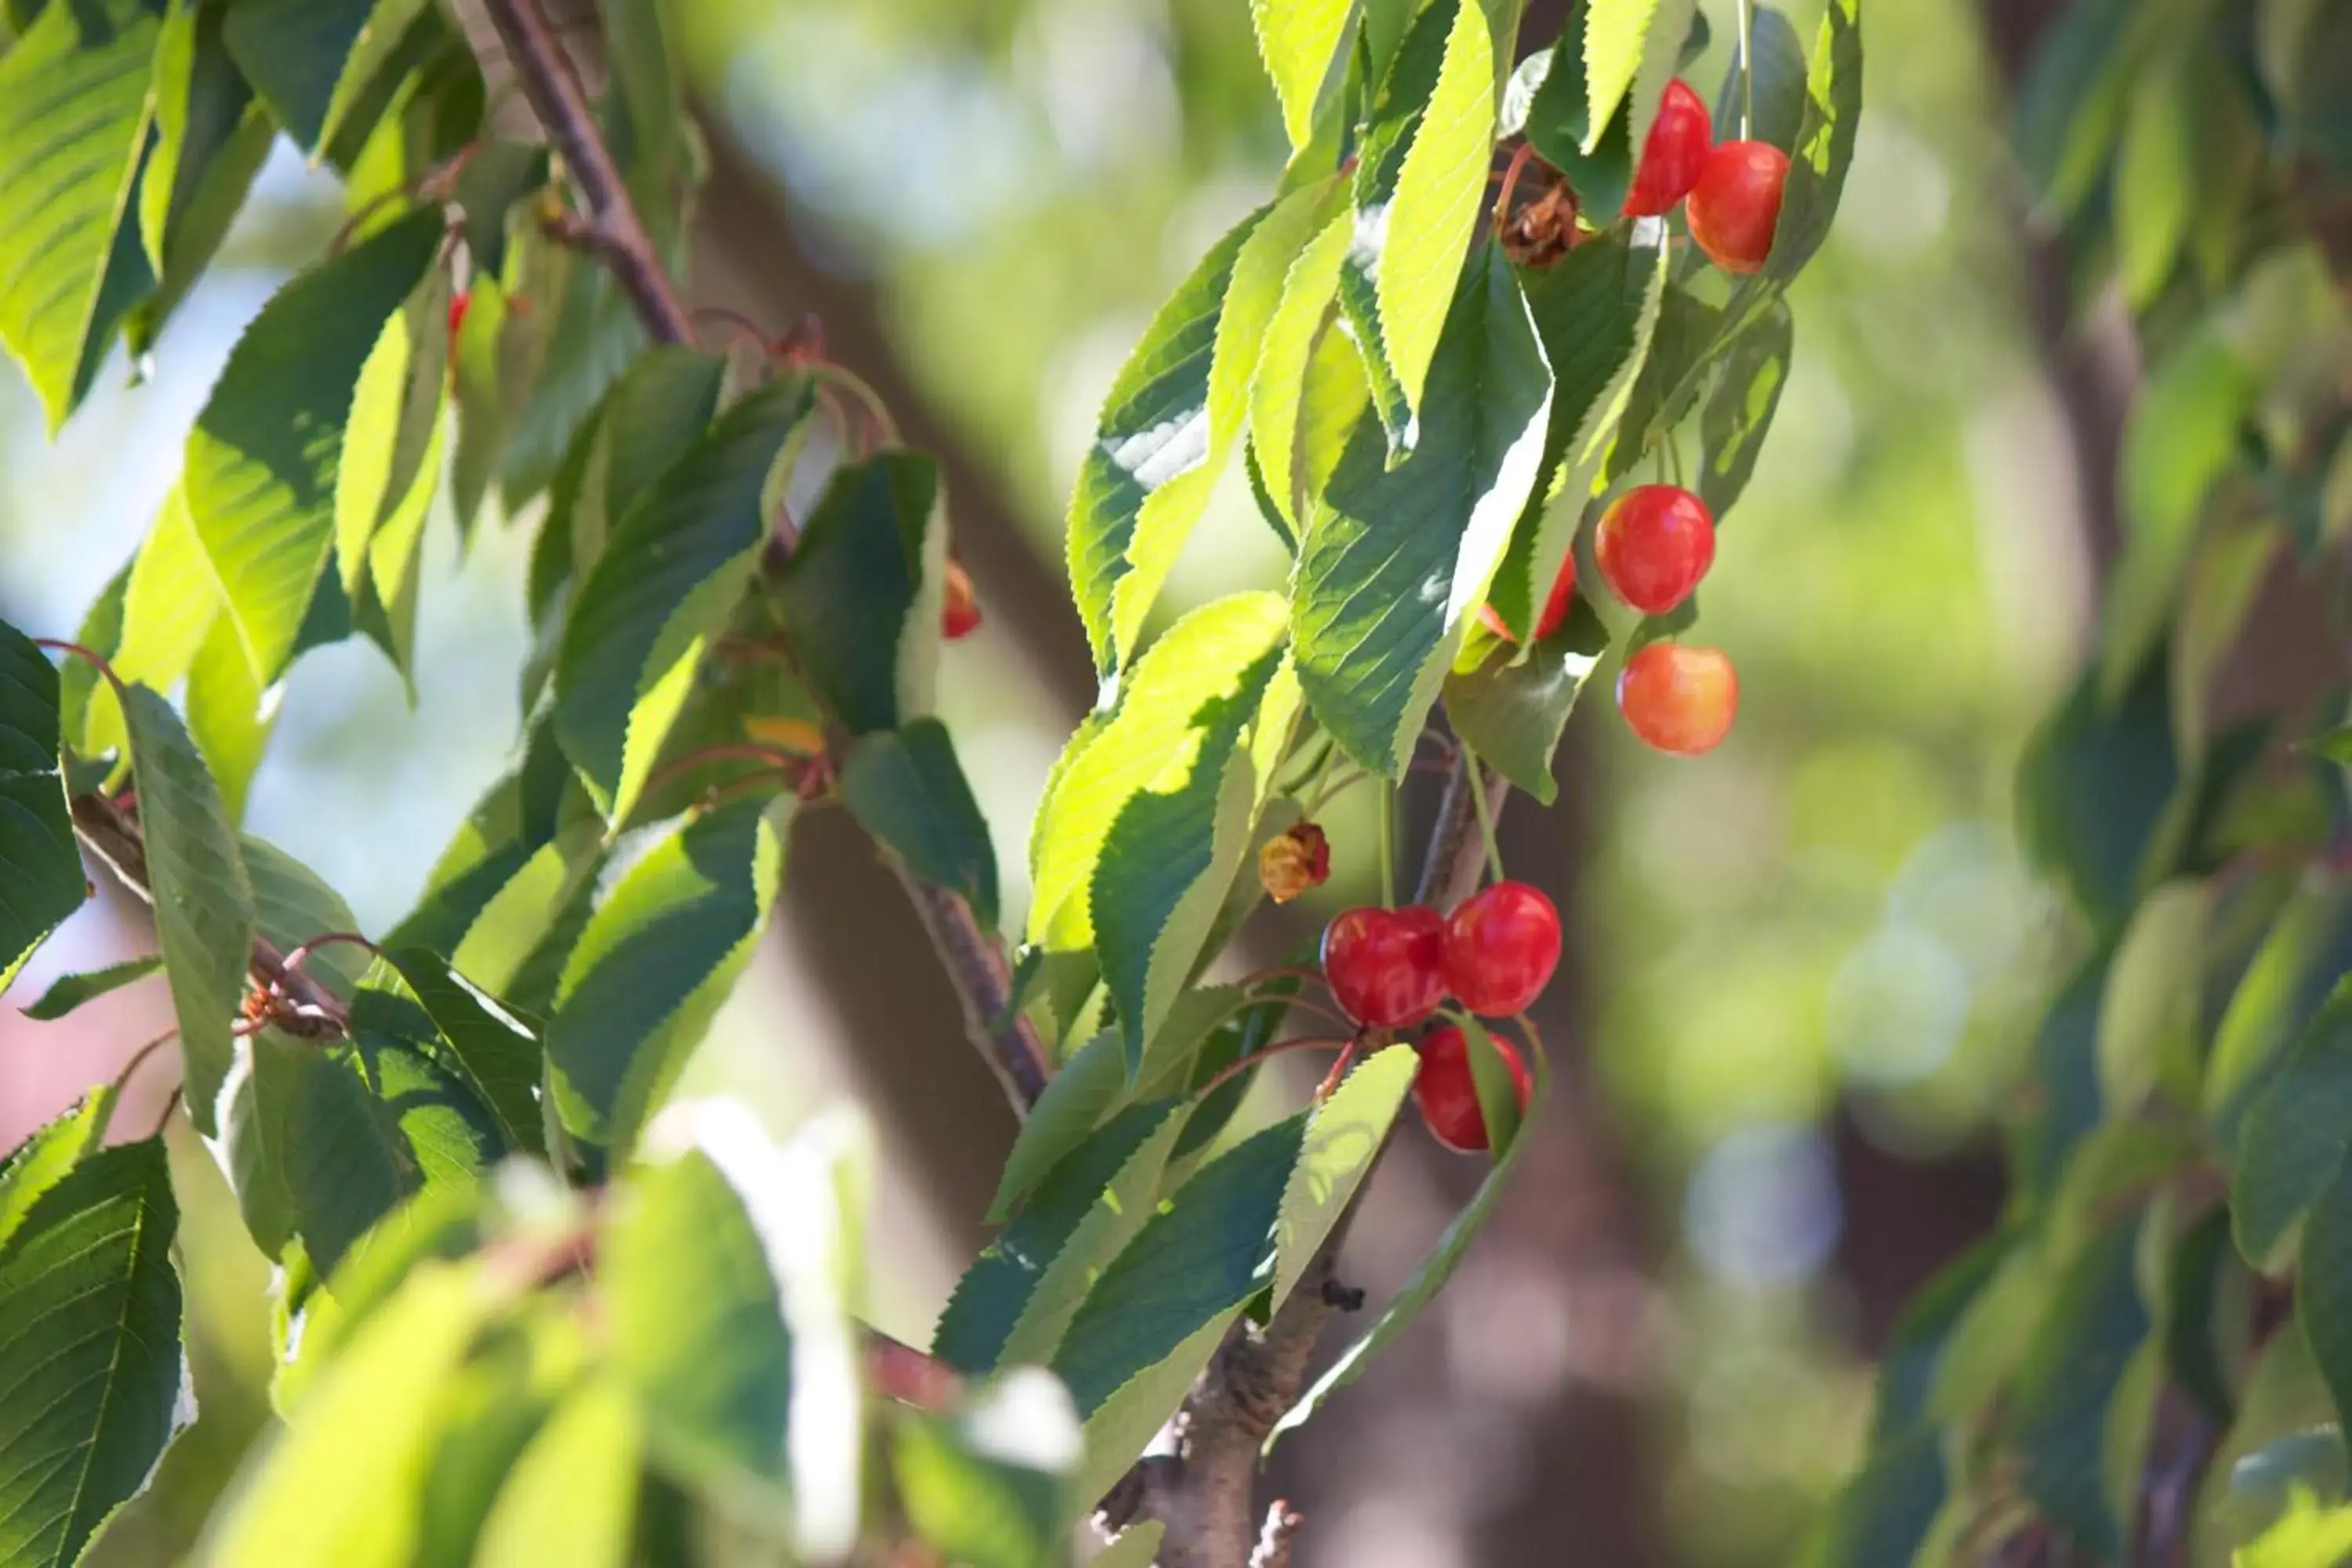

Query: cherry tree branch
[1121,751,1506,1566]
[470,0,1052,1112]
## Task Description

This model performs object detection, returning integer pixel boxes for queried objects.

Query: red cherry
[1441,880,1562,1016]
[1479,551,1577,644]
[1623,79,1713,218]
[942,561,982,640]
[1686,140,1790,274]
[1414,1024,1533,1154]
[1321,906,1446,1029]
[448,289,471,340]
[1617,642,1738,755]
[1595,485,1715,615]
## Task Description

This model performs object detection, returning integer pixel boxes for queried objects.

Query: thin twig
[470,0,1053,1114]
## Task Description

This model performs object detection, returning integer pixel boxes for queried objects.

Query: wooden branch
[1130,751,1505,1566]
[470,0,1053,1115]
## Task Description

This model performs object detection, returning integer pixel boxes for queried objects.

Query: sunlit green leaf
[0,1089,116,1254]
[1249,0,1352,147]
[1249,205,1352,537]
[1272,1045,1414,1308]
[186,210,441,684]
[0,0,163,432]
[841,718,999,929]
[131,0,272,356]
[472,1378,640,1568]
[1697,299,1794,518]
[374,947,545,1157]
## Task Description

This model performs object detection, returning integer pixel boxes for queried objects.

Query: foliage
[0,0,1908,1560]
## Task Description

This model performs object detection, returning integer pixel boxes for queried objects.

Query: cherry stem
[637,745,809,808]
[33,638,125,698]
[1257,993,1358,1033]
[1737,0,1755,140]
[1377,780,1397,908]
[100,1029,181,1142]
[1312,1034,1367,1101]
[143,1086,185,1142]
[1193,1035,1356,1101]
[806,361,900,448]
[1461,746,1506,889]
[1492,140,1539,239]
[278,931,384,983]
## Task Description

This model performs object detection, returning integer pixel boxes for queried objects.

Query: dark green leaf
[2006,1216,2149,1559]
[2301,1156,2352,1440]
[2011,0,2143,218]
[1523,21,1635,217]
[0,0,164,431]
[223,0,430,153]
[560,345,728,589]
[1444,598,1610,804]
[1697,300,1794,518]
[1711,4,1809,151]
[1810,1428,1946,1568]
[379,947,546,1157]
[1487,234,1664,639]
[1585,0,1700,183]
[0,623,85,993]
[2206,873,2352,1143]
[1755,0,1862,285]
[2235,980,2352,1270]
[841,719,1000,929]
[225,1029,413,1272]
[545,797,784,1171]
[0,1139,186,1568]
[777,447,947,739]
[555,374,811,815]
[498,247,650,515]
[1051,1113,1305,1413]
[129,0,272,358]
[936,1100,1186,1376]
[186,210,441,683]
[452,140,547,281]
[1294,245,1555,773]
[19,953,162,1020]
[120,683,255,1136]
[2016,654,2180,938]
[606,1149,792,1491]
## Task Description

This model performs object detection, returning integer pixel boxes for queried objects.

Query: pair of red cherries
[1624,78,1790,276]
[1323,881,1557,1153]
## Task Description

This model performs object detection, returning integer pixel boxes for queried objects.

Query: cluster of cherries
[1321,882,1560,1153]
[1476,78,1778,760]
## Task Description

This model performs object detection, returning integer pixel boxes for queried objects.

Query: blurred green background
[0,0,2097,1562]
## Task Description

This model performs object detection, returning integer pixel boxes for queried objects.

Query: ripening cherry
[1595,485,1715,615]
[1617,642,1738,755]
[1623,79,1713,217]
[1686,140,1790,274]
[1414,1023,1533,1154]
[1441,880,1563,1017]
[1321,906,1447,1029]
[942,560,982,639]
[1479,551,1577,644]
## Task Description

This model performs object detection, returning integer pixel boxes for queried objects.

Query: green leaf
[2235,979,2352,1271]
[223,1029,413,1272]
[1272,1045,1414,1307]
[189,612,271,818]
[1711,4,1809,151]
[0,1139,186,1568]
[1457,1013,1525,1155]
[2239,1490,2352,1568]
[776,447,946,739]
[557,374,812,815]
[2299,1157,2352,1442]
[1249,0,1352,147]
[559,345,728,590]
[20,953,162,1020]
[222,0,431,154]
[1065,207,1265,677]
[894,1381,1075,1568]
[1270,1039,1552,1451]
[936,1099,1186,1376]
[204,1260,497,1566]
[840,719,1000,929]
[1249,205,1352,539]
[2011,0,2147,220]
[1363,0,1496,445]
[605,1149,792,1494]
[545,797,784,1171]
[1068,1311,1240,1520]
[1487,234,1665,639]
[1522,23,1635,216]
[121,683,255,1137]
[130,0,271,357]
[1446,597,1609,804]
[377,947,546,1158]
[471,1378,641,1568]
[2114,45,2196,309]
[1810,1428,1947,1568]
[0,0,164,433]
[0,623,85,993]
[1756,0,1862,285]
[1294,245,1554,773]
[2006,1215,2150,1559]
[0,1089,116,1255]
[336,270,449,605]
[2206,873,2352,1142]
[241,832,367,998]
[1051,1113,1306,1412]
[186,210,441,684]
[2016,655,2181,940]
[1697,300,1795,518]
